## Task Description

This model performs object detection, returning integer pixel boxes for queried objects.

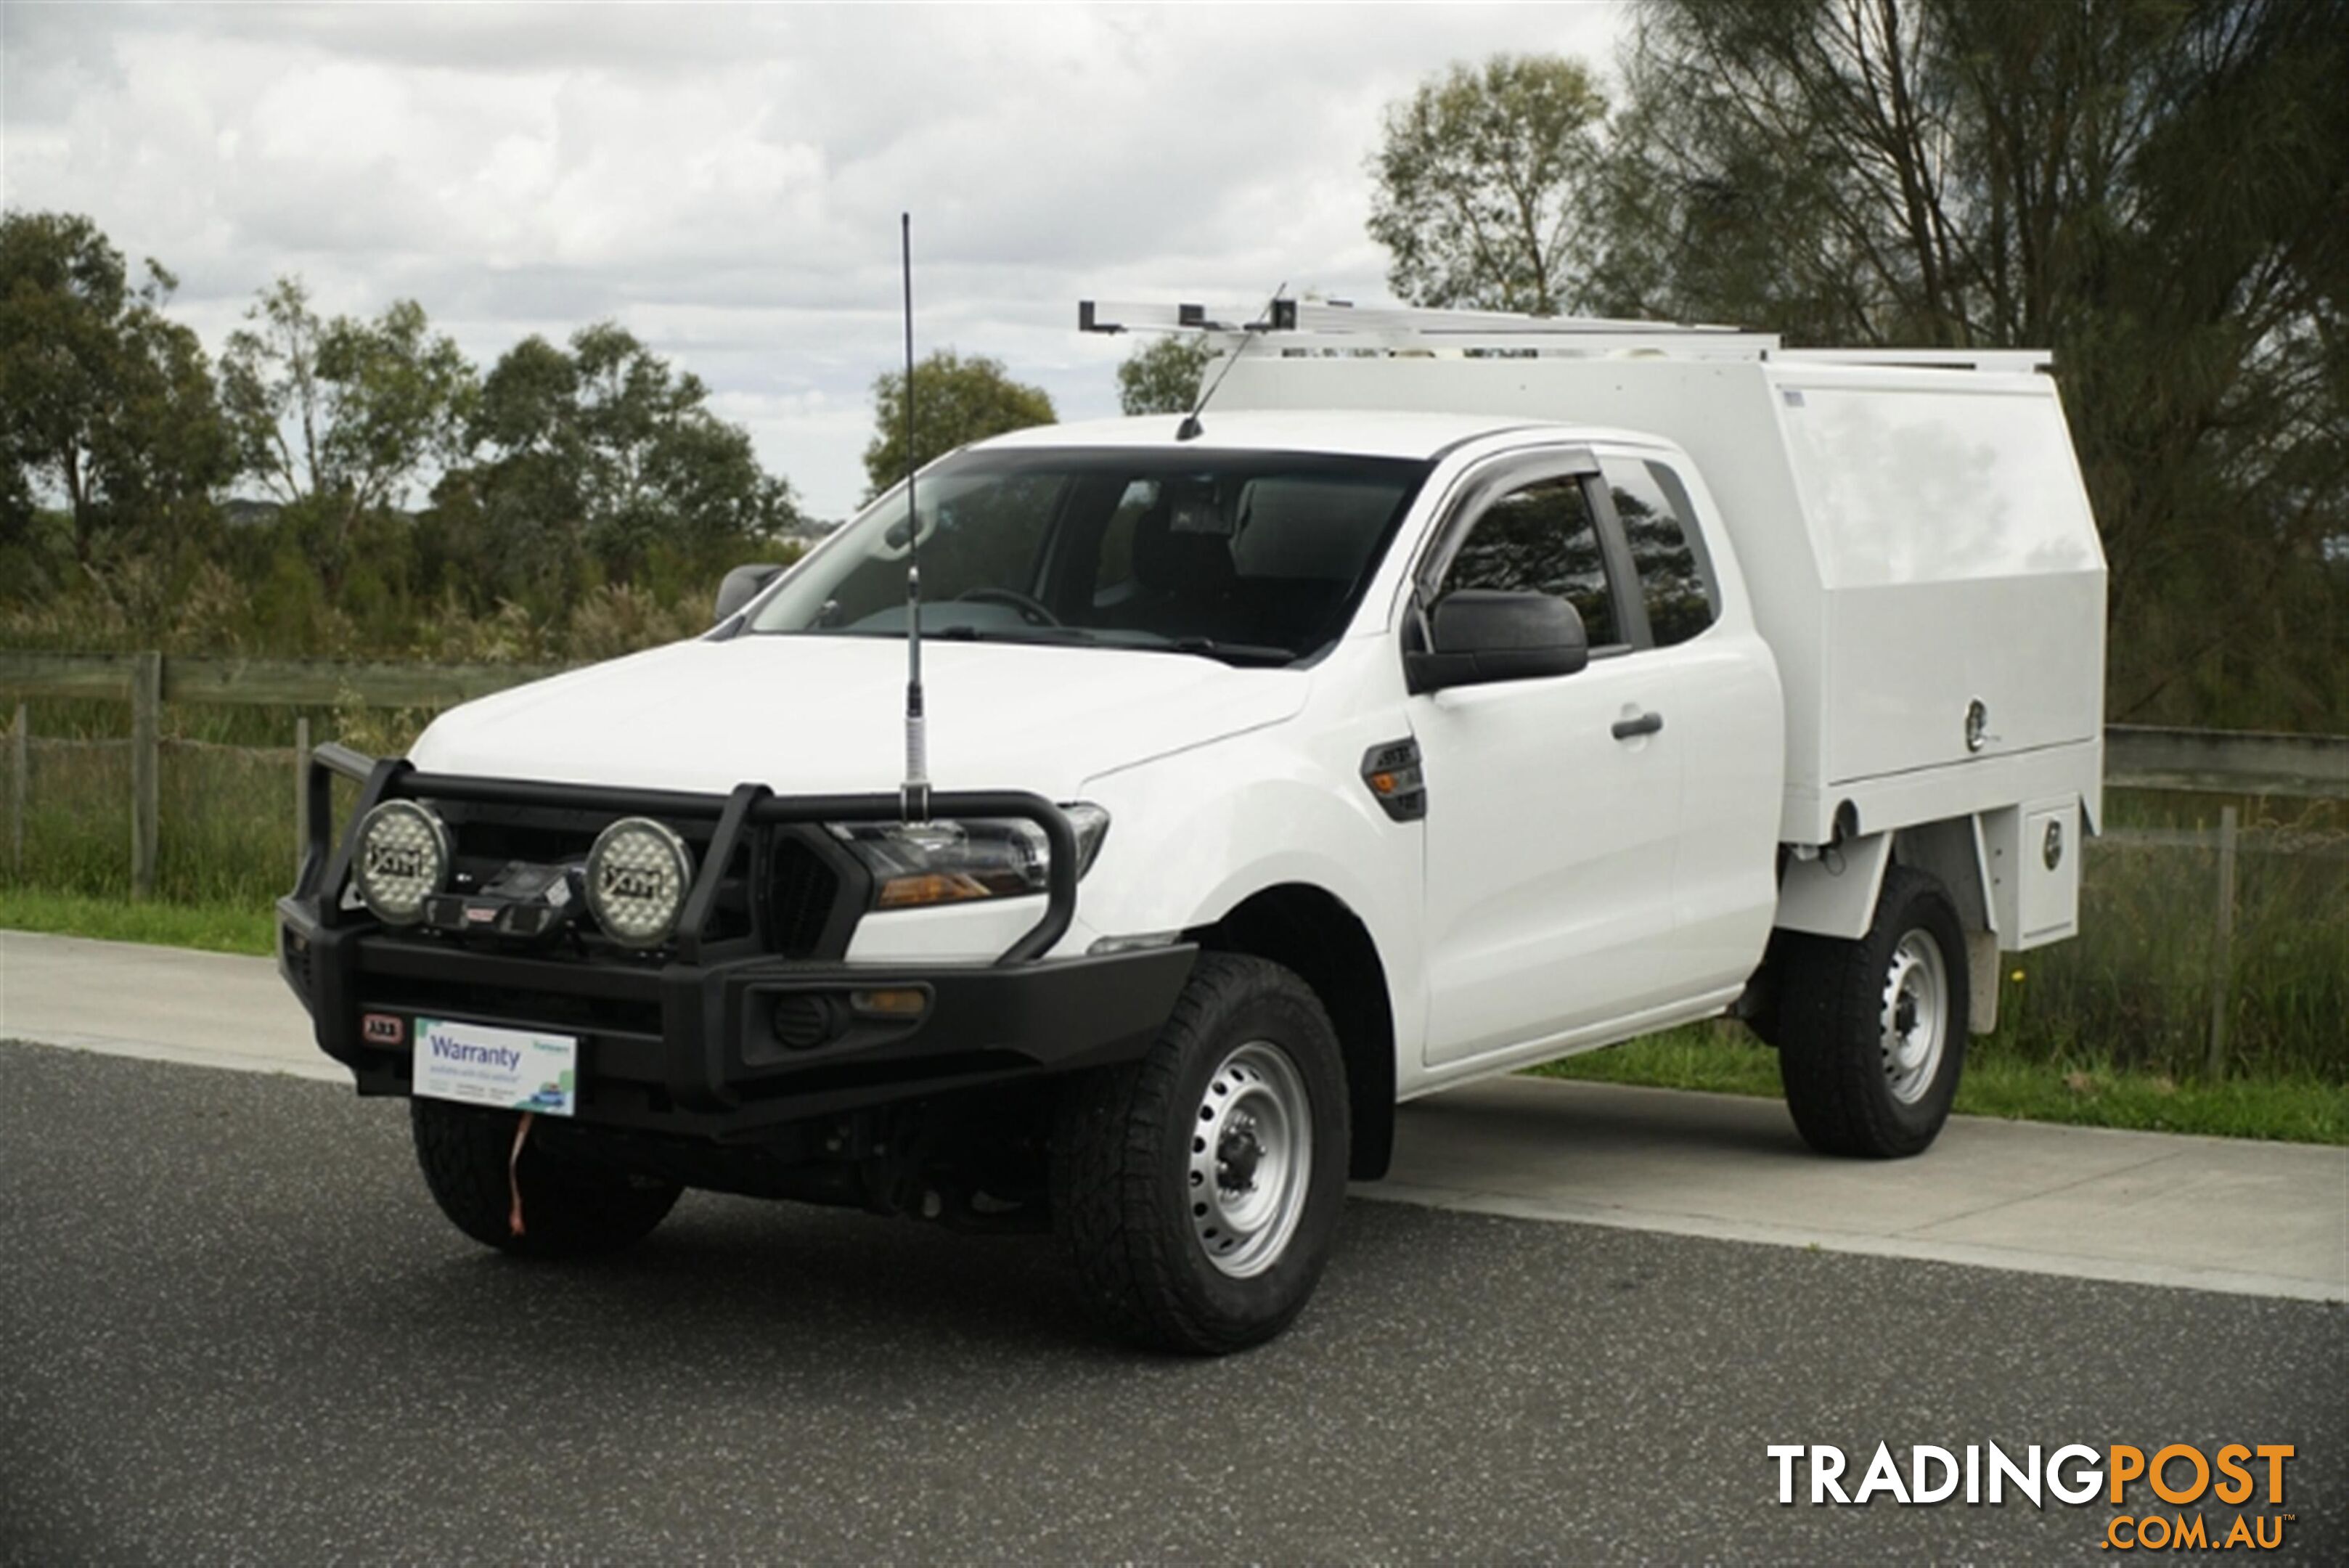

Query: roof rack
[1077,298,2049,372]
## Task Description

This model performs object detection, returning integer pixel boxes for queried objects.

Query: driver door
[1412,456,1686,1066]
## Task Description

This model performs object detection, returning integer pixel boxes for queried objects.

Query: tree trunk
[63,447,91,565]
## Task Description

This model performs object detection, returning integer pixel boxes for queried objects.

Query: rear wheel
[1051,952,1349,1355]
[1776,865,1969,1158]
[410,1098,682,1257]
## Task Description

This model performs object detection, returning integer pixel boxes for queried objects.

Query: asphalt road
[2,1040,2342,1564]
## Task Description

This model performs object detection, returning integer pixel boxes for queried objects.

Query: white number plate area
[412,1017,579,1117]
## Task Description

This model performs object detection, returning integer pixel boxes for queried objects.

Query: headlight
[836,804,1109,910]
[585,816,696,949]
[354,801,450,926]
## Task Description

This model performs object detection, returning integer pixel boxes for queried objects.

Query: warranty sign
[412,1017,579,1117]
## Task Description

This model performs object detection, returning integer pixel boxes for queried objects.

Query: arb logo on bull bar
[361,1013,405,1046]
[1768,1441,2298,1551]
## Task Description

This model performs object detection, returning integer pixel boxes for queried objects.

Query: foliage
[218,277,475,585]
[862,349,1055,499]
[1116,335,1213,417]
[1367,12,2349,728]
[432,323,802,609]
[2,211,819,663]
[1365,54,1610,315]
[0,211,233,566]
[1574,0,2349,730]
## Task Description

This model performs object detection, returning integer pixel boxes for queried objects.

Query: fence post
[293,714,311,879]
[130,650,161,899]
[9,701,25,874]
[2205,804,2239,1080]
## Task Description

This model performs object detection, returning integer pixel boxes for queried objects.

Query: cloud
[2,1,1628,516]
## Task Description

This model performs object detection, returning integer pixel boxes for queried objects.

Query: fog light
[770,993,842,1052]
[354,801,450,926]
[585,817,695,949]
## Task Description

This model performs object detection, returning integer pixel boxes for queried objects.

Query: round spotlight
[354,801,450,926]
[585,817,695,950]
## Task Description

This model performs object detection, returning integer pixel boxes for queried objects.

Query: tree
[1365,54,1610,315]
[1116,335,1212,416]
[1575,0,2349,727]
[862,349,1055,499]
[0,462,33,552]
[434,322,800,605]
[0,211,232,563]
[220,277,475,579]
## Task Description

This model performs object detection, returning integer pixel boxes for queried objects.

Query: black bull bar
[277,743,1196,1137]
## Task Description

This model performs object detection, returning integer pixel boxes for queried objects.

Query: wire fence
[1991,802,2348,1082]
[4,733,309,906]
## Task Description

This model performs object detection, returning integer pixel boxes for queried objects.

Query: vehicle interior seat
[1117,500,1249,643]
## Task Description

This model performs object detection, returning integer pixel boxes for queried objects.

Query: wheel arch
[1761,812,2000,1039]
[1892,815,2001,1034]
[1188,882,1397,1181]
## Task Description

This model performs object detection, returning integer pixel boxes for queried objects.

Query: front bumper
[279,745,1195,1140]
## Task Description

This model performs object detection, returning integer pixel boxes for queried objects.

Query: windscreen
[748,449,1431,665]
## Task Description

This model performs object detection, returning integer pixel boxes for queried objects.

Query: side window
[1602,457,1719,648]
[1440,474,1621,648]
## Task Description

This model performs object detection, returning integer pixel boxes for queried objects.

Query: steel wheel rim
[1879,929,1949,1105]
[1188,1040,1312,1278]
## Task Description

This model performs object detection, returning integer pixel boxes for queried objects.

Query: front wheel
[411,1098,682,1257]
[1051,952,1350,1354]
[1776,865,1970,1159]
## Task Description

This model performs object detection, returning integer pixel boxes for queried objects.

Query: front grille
[410,801,854,958]
[769,836,843,956]
[441,806,610,867]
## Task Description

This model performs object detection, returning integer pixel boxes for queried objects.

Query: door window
[1439,474,1622,649]
[1602,457,1718,648]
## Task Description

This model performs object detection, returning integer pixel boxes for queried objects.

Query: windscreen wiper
[934,624,1103,647]
[1151,637,1296,667]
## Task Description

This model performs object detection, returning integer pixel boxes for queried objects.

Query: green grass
[1532,1023,2349,1145]
[0,887,275,956]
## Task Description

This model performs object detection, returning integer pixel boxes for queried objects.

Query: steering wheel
[955,586,1063,626]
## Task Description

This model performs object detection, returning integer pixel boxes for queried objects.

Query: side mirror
[714,563,785,624]
[1405,589,1589,695]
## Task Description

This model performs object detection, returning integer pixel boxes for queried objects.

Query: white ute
[278,301,2104,1353]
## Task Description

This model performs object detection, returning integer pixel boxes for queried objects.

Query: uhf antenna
[1176,281,1287,442]
[899,213,929,825]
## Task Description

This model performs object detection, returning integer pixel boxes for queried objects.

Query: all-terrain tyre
[411,1098,682,1257]
[1051,952,1350,1355]
[1776,865,1969,1159]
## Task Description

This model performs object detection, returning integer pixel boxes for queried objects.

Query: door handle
[1611,711,1664,740]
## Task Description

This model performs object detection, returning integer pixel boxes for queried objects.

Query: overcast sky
[3,1,1627,518]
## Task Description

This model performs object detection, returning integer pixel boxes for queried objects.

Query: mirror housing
[1405,589,1589,695]
[714,563,785,624]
